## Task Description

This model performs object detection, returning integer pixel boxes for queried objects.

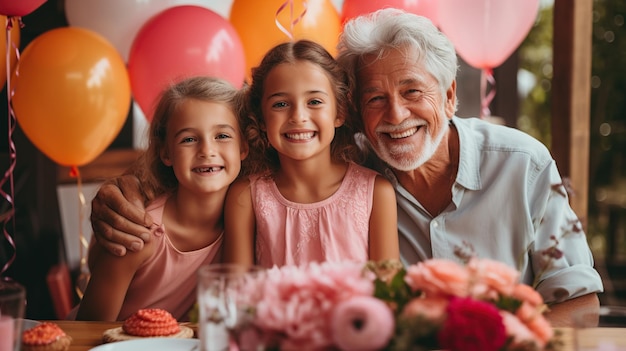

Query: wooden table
[53,321,124,351]
[48,321,198,351]
[574,327,626,350]
[44,321,626,351]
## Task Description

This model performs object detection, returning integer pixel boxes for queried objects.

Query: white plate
[88,338,199,351]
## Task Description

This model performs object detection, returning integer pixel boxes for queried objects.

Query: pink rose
[516,301,541,322]
[524,313,554,347]
[331,296,395,351]
[405,259,470,297]
[401,296,449,322]
[515,302,554,347]
[467,258,520,296]
[500,311,537,346]
[250,261,376,349]
[511,283,544,307]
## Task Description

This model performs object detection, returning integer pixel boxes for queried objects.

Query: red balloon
[128,5,245,121]
[416,0,438,27]
[438,0,539,69]
[341,0,438,26]
[0,0,46,16]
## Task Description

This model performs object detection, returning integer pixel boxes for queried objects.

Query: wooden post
[551,0,592,223]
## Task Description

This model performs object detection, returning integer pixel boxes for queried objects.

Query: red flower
[437,297,507,351]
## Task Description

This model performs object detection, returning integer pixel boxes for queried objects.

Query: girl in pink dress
[76,77,248,321]
[224,40,399,268]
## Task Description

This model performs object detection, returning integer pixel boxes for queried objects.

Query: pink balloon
[341,0,438,26]
[0,0,46,16]
[128,5,245,121]
[437,0,539,69]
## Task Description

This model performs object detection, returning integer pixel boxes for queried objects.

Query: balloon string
[69,166,90,299]
[480,68,496,119]
[0,17,19,276]
[275,0,308,40]
[6,16,25,31]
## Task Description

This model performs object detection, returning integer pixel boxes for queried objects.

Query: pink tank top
[252,162,377,268]
[118,196,222,321]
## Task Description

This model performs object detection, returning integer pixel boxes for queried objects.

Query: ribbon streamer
[0,16,20,276]
[275,0,307,40]
[69,166,90,299]
[479,67,496,119]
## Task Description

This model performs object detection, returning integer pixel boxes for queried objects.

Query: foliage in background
[588,1,626,260]
[517,1,626,260]
[588,1,626,189]
[517,4,553,146]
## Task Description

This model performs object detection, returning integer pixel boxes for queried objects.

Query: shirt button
[433,221,439,228]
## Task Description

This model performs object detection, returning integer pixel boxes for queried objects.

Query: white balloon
[65,0,234,62]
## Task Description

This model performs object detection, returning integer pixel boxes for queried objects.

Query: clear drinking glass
[0,279,26,351]
[197,264,264,351]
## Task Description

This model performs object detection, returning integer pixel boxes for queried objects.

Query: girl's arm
[368,175,400,262]
[75,239,152,321]
[223,178,255,267]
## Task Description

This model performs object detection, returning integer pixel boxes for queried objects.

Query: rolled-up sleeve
[530,161,604,303]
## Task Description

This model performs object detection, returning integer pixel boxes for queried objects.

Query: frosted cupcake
[102,308,194,342]
[22,322,72,351]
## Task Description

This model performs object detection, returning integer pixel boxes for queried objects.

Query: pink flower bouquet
[240,259,560,351]
[247,261,390,350]
[389,258,557,351]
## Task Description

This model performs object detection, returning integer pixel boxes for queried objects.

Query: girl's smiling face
[261,60,344,163]
[161,98,247,194]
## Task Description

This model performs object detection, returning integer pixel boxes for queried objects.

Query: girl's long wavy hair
[242,39,361,177]
[132,76,246,200]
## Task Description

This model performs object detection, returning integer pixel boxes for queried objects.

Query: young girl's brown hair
[133,76,247,199]
[242,39,360,176]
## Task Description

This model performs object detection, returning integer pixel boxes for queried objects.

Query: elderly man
[90,9,602,326]
[336,8,602,325]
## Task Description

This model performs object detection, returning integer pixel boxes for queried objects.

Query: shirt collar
[450,116,482,191]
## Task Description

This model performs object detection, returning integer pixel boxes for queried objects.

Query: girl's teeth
[286,132,315,140]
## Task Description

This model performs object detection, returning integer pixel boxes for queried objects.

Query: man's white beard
[373,121,449,172]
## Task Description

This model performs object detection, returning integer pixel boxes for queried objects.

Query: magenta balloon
[128,5,245,121]
[0,0,46,16]
[341,0,438,26]
[437,0,540,69]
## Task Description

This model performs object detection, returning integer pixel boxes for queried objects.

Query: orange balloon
[0,16,20,89]
[12,27,131,167]
[230,0,340,83]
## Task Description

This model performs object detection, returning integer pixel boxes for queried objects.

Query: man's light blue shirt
[371,116,603,303]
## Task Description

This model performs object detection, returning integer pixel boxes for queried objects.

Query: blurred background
[0,0,623,319]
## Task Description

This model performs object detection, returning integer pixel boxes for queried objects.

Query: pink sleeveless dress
[118,196,223,321]
[252,162,378,268]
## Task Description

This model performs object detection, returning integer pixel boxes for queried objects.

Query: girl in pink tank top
[76,77,248,321]
[224,40,399,268]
